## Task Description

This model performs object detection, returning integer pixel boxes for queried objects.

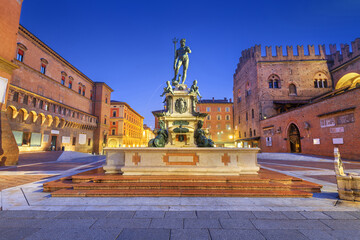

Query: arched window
[268,74,280,89]
[226,115,230,121]
[16,43,27,62]
[40,58,48,74]
[314,72,328,88]
[289,84,297,95]
[69,76,74,89]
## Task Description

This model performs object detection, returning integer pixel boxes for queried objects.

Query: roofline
[111,101,144,119]
[19,25,96,86]
[94,82,114,92]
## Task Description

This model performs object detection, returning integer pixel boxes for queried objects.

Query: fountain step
[50,188,313,198]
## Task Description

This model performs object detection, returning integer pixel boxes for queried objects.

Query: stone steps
[50,188,313,198]
[44,168,322,198]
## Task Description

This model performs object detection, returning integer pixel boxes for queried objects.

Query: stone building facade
[5,25,113,155]
[197,98,234,147]
[234,38,360,159]
[108,101,145,147]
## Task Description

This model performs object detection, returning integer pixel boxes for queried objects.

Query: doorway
[51,136,57,150]
[288,123,301,153]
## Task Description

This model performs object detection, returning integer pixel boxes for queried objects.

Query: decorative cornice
[0,56,18,74]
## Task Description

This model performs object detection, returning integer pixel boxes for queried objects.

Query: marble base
[103,147,260,175]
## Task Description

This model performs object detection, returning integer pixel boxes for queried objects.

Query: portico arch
[287,123,301,153]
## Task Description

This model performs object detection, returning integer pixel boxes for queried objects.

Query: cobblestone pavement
[1,210,360,240]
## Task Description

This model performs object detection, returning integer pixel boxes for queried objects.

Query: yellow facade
[108,101,146,147]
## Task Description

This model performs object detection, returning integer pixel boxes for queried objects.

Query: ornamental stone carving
[175,98,187,114]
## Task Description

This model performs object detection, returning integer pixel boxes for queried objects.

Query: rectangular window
[22,132,31,146]
[72,137,76,146]
[112,129,115,135]
[246,112,248,121]
[78,87,81,94]
[17,49,24,62]
[44,103,49,111]
[112,122,115,125]
[206,107,210,112]
[90,93,93,100]
[225,107,230,112]
[32,98,37,107]
[61,76,65,85]
[82,90,85,96]
[238,116,240,124]
[30,133,42,147]
[23,95,28,105]
[226,124,231,130]
[217,107,221,112]
[244,132,246,138]
[40,64,46,74]
[13,92,19,102]
[113,111,116,117]
[12,131,23,146]
[88,138,91,146]
[39,100,43,109]
[69,81,72,89]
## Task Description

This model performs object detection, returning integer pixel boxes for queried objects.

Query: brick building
[0,0,23,165]
[197,98,234,147]
[234,39,360,159]
[3,18,113,155]
[108,101,144,147]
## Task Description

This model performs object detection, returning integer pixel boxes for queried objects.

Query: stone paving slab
[0,210,360,239]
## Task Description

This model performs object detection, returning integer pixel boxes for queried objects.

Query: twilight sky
[20,0,360,128]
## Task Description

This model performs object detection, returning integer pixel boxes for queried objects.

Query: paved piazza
[0,152,359,239]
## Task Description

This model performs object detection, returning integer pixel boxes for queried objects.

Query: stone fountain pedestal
[103,147,260,175]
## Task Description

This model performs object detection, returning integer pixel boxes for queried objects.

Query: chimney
[212,97,215,102]
[229,98,232,102]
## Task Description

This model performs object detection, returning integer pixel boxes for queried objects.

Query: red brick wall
[260,87,360,159]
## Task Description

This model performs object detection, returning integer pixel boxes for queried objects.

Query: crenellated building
[234,39,360,159]
[5,25,113,154]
